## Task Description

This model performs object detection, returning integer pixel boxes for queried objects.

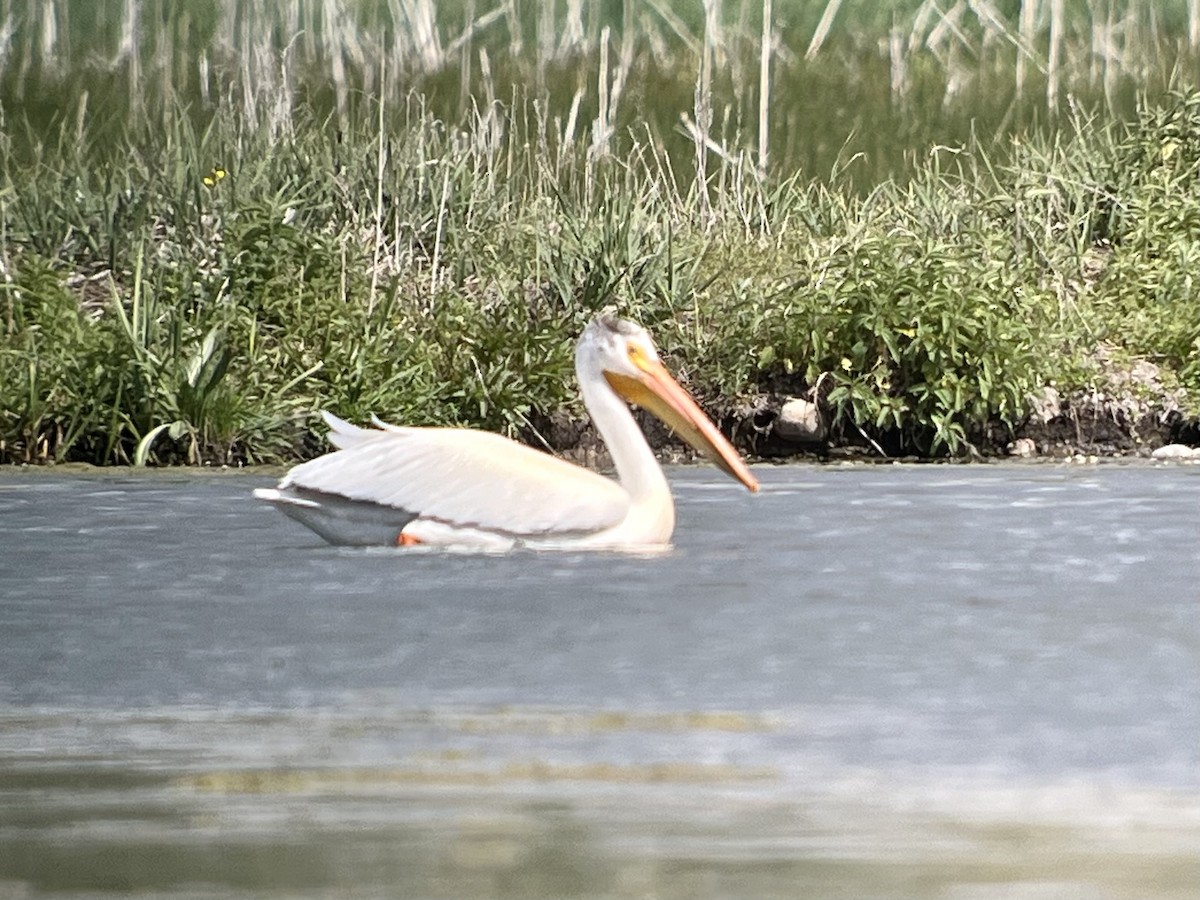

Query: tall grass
[1,2,1199,464]
[5,1,1200,185]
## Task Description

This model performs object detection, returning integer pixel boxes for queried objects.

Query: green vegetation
[2,1,1199,464]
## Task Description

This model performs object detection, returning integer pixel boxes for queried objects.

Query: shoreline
[5,416,1197,475]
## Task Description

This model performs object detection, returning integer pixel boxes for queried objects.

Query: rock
[1007,437,1038,458]
[774,397,825,443]
[1151,443,1200,460]
[1031,385,1061,424]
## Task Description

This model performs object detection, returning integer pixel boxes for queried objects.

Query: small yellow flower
[202,166,227,188]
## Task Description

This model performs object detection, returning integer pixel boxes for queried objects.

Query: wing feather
[280,417,630,537]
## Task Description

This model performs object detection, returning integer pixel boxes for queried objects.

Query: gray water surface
[0,463,1197,899]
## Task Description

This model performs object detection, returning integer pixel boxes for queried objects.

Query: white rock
[775,398,825,443]
[1031,386,1061,424]
[1007,438,1037,458]
[1151,443,1200,460]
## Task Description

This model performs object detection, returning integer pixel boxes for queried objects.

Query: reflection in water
[3,707,1198,899]
[0,465,1198,898]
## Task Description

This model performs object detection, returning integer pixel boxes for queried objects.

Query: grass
[8,1,1200,185]
[1,1,1199,464]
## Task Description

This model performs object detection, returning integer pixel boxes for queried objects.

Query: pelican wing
[277,413,630,538]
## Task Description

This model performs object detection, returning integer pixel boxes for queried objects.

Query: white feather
[276,421,629,538]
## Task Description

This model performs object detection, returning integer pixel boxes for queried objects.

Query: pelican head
[577,314,759,493]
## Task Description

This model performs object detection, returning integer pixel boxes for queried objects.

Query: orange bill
[605,361,759,492]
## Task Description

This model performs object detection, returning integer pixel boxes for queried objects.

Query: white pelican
[254,314,758,549]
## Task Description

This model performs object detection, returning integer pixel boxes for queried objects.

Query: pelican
[254,314,758,549]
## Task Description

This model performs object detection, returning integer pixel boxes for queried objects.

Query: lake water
[0,463,1197,899]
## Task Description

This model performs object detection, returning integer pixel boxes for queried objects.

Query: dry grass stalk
[806,0,844,60]
[758,0,773,174]
[643,0,700,55]
[693,0,717,221]
[561,0,585,57]
[1017,0,1037,94]
[611,3,636,113]
[908,0,937,54]
[395,0,443,71]
[39,0,56,63]
[925,1,971,64]
[368,56,388,319]
[503,0,521,57]
[562,86,583,150]
[1047,0,1064,110]
[890,23,907,98]
[590,25,611,160]
[120,0,140,112]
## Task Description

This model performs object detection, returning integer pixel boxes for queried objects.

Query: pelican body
[254,315,758,550]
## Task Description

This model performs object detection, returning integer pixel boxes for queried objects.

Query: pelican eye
[626,342,649,367]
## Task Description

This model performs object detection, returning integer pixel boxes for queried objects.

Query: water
[0,463,1197,899]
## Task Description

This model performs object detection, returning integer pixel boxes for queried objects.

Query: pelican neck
[578,369,671,503]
